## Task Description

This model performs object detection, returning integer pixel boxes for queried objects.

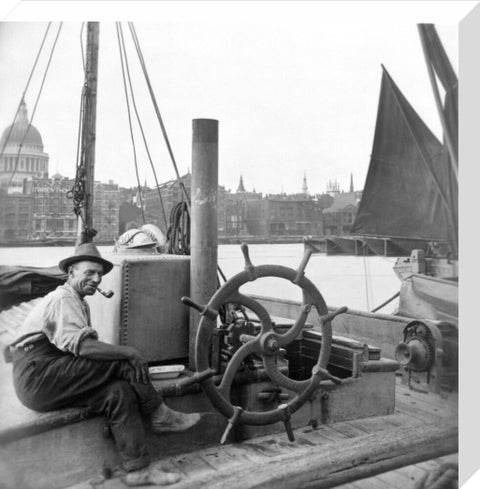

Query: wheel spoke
[219,338,261,397]
[227,292,274,334]
[263,353,310,393]
[277,303,311,346]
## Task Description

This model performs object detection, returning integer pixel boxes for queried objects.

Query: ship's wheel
[182,242,347,442]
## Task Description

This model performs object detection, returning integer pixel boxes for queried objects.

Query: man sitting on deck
[9,243,200,485]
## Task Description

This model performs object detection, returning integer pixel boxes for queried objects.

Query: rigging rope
[116,22,168,230]
[115,23,146,224]
[1,23,63,210]
[127,22,191,212]
[79,22,86,74]
[117,23,229,283]
[0,22,52,164]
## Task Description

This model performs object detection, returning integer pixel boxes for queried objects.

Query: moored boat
[0,19,459,489]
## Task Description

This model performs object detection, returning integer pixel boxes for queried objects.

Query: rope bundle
[166,201,190,255]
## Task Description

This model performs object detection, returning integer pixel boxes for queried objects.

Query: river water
[0,243,401,314]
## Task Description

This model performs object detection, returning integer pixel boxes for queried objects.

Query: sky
[0,2,469,196]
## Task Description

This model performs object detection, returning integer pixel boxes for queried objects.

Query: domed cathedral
[0,100,50,243]
[0,99,49,186]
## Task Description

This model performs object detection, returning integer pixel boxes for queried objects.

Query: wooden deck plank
[221,444,264,464]
[346,415,408,433]
[396,386,457,412]
[327,422,372,438]
[170,452,216,477]
[336,454,458,489]
[167,422,457,489]
[340,477,391,489]
[397,393,457,416]
[395,403,446,424]
[301,426,350,444]
[375,471,418,489]
[66,419,458,489]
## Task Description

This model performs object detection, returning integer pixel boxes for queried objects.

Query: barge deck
[64,379,457,489]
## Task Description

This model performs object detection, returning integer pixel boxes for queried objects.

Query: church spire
[16,98,29,125]
[237,174,246,193]
[349,173,354,193]
[302,171,309,195]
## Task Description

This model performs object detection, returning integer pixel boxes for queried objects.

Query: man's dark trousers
[12,337,163,471]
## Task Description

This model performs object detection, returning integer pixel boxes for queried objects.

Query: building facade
[31,175,120,242]
[0,101,120,244]
[245,194,324,237]
[322,190,362,236]
[0,101,49,242]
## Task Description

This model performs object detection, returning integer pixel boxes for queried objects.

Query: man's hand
[78,338,151,384]
[125,347,150,384]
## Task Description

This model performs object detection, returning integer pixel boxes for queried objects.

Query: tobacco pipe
[97,287,114,298]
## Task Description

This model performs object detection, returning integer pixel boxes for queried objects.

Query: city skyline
[0,99,358,196]
[0,6,464,196]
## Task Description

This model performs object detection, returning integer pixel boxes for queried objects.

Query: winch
[395,319,457,393]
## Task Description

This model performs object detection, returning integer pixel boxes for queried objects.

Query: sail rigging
[351,25,458,257]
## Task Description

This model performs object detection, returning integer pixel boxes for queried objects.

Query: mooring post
[189,119,219,370]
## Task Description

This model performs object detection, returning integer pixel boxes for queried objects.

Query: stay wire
[1,22,63,209]
[0,22,52,163]
[79,22,86,74]
[116,22,168,230]
[115,22,146,224]
[125,23,228,281]
[127,22,191,212]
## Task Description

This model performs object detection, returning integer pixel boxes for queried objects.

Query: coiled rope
[167,201,190,255]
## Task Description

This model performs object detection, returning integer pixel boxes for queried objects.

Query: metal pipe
[189,119,219,370]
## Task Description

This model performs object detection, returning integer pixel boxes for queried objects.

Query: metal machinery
[395,319,458,393]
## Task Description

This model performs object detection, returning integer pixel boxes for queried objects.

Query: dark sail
[351,67,456,244]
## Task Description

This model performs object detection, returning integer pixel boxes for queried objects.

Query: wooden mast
[77,22,100,245]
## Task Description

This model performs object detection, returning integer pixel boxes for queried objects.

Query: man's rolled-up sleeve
[44,297,99,355]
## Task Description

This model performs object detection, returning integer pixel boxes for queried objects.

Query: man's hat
[59,242,114,274]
